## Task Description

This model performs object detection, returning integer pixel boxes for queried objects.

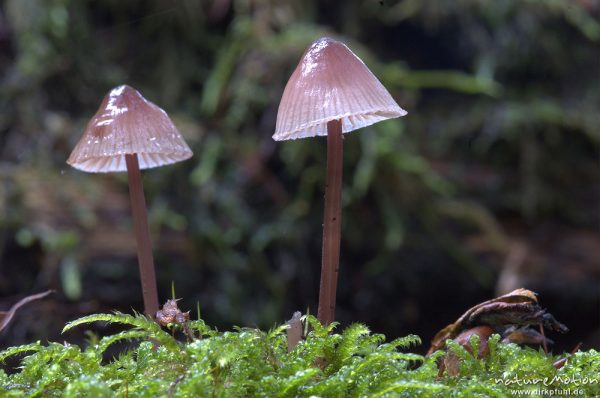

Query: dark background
[1,0,599,354]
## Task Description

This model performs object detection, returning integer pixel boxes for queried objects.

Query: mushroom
[273,37,406,325]
[67,85,192,317]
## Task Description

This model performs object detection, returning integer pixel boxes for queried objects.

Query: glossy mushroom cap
[67,85,193,173]
[273,37,407,141]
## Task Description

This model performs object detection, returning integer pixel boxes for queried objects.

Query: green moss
[1,313,599,397]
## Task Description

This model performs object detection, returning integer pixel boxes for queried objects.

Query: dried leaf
[428,288,567,355]
[442,351,461,377]
[453,326,493,359]
[501,326,553,346]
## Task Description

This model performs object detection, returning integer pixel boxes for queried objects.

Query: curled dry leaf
[429,288,568,377]
[453,326,494,359]
[438,326,494,378]
[0,290,54,333]
[428,288,567,356]
[501,325,553,346]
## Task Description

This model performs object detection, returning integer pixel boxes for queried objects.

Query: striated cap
[273,37,406,141]
[67,85,193,173]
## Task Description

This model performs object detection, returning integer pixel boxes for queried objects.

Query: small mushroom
[67,85,192,317]
[273,37,406,325]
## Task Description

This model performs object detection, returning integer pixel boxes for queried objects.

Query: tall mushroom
[273,37,407,325]
[67,85,193,318]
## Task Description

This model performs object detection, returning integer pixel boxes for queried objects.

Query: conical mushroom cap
[67,85,193,173]
[273,37,407,141]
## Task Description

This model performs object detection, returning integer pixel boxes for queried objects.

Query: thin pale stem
[317,119,343,325]
[126,153,159,318]
[286,311,303,352]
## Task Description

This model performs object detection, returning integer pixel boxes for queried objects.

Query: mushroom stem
[125,153,160,318]
[317,119,343,325]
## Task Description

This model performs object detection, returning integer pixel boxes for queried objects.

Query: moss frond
[329,323,371,372]
[96,330,147,354]
[0,342,43,363]
[2,312,599,397]
[62,312,179,351]
[371,381,449,397]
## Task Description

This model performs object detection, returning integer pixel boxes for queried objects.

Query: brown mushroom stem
[317,119,343,325]
[125,153,160,318]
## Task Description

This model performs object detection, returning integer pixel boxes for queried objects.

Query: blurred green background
[1,0,599,353]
